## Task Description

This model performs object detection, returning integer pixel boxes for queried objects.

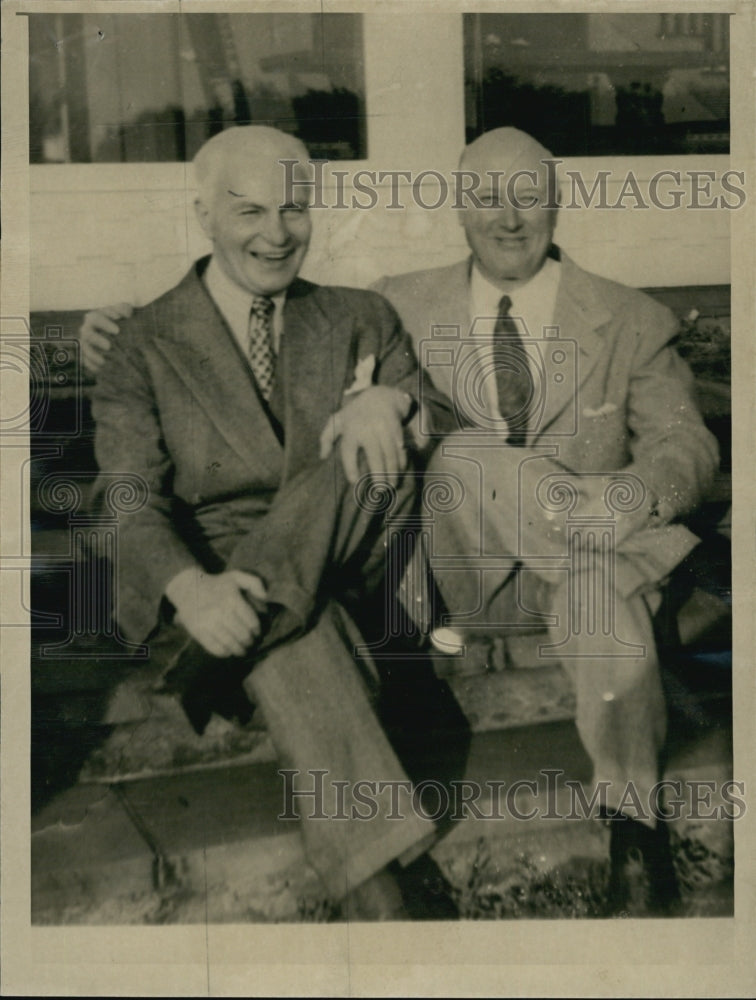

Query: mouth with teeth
[493,236,527,247]
[251,247,296,267]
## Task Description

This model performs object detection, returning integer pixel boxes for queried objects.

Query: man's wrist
[164,564,204,610]
[399,389,418,423]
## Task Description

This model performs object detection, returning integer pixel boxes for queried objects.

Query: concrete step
[74,645,729,786]
[32,718,734,924]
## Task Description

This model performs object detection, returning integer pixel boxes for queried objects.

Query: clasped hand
[165,566,267,658]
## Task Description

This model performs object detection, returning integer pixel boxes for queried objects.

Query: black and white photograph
[1,1,754,995]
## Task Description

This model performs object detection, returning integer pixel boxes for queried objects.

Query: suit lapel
[152,262,284,472]
[531,253,611,442]
[422,259,482,412]
[278,281,355,477]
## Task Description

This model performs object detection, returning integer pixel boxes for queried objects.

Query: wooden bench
[27,287,731,794]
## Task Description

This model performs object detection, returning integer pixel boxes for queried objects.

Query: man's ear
[194,197,214,240]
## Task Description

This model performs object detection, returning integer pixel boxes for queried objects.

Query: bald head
[194,125,310,208]
[460,127,553,177]
[458,128,559,291]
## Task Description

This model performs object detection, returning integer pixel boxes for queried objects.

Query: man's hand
[319,386,413,484]
[79,302,133,374]
[165,566,267,658]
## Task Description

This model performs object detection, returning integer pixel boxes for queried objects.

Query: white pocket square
[583,402,618,418]
[343,354,376,398]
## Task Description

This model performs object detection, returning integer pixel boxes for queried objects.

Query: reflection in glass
[29,13,366,163]
[464,13,729,155]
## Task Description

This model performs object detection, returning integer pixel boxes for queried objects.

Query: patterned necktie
[493,294,533,446]
[247,295,276,401]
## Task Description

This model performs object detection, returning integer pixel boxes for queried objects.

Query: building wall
[29,12,730,311]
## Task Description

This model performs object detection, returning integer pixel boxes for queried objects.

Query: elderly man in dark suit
[89,125,459,920]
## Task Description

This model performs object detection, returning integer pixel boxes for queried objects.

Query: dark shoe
[392,853,459,920]
[160,599,303,735]
[605,813,682,917]
[159,639,256,735]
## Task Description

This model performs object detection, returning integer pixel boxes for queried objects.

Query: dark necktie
[493,294,533,445]
[247,295,276,401]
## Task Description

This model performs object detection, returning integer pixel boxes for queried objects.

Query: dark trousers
[161,453,448,899]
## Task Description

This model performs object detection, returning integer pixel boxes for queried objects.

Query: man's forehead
[462,128,553,180]
[214,156,309,197]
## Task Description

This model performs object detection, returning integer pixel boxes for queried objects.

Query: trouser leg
[243,599,436,901]
[164,453,418,725]
[425,435,668,826]
[546,565,667,827]
[424,435,568,629]
[228,450,417,635]
[164,454,436,895]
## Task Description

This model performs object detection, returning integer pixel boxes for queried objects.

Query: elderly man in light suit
[372,128,719,914]
[88,125,460,921]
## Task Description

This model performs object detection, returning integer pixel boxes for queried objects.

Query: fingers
[197,625,247,659]
[340,436,361,485]
[175,613,235,659]
[80,316,117,375]
[340,432,407,485]
[82,310,120,337]
[85,329,114,352]
[319,413,341,460]
[172,571,266,658]
[108,302,134,320]
[385,428,407,479]
[223,606,259,650]
[344,427,406,485]
[227,591,262,639]
[189,611,257,658]
[82,343,107,375]
[94,302,133,325]
[319,423,331,461]
[230,570,267,602]
[361,433,385,482]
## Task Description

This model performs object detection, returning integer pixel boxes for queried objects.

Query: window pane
[464,12,729,155]
[29,12,367,163]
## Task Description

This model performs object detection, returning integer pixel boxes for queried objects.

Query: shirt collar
[470,256,561,330]
[204,256,286,346]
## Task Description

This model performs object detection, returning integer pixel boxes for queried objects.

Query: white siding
[30,13,729,311]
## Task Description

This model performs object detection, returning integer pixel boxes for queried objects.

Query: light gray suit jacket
[372,252,719,523]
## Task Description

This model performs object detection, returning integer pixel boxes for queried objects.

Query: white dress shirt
[204,256,286,359]
[468,258,561,425]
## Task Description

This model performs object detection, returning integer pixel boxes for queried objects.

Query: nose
[495,202,522,231]
[261,210,289,246]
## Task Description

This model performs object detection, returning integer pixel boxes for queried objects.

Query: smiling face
[194,129,312,297]
[459,128,558,291]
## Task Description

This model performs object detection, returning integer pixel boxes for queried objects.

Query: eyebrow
[226,192,265,210]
